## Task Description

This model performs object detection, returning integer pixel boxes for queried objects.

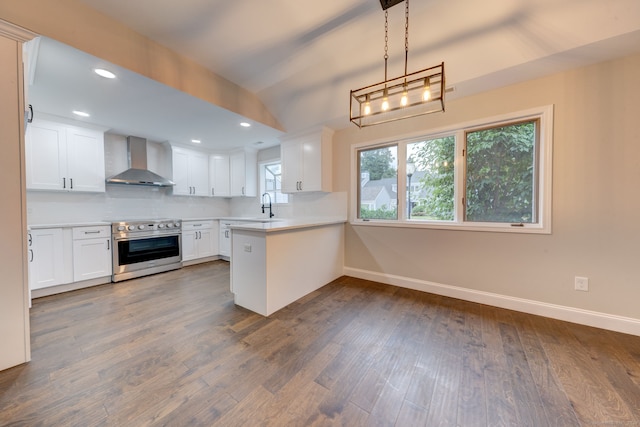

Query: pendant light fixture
[350,0,445,128]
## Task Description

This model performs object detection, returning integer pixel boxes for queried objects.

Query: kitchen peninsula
[230,218,345,316]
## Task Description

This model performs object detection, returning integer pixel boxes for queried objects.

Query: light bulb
[381,88,389,111]
[363,95,371,115]
[422,77,431,102]
[400,87,408,106]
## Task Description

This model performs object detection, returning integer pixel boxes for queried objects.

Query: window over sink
[260,161,288,204]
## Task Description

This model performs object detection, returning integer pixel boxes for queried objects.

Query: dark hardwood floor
[1,261,640,426]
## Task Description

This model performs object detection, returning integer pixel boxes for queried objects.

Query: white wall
[334,52,640,334]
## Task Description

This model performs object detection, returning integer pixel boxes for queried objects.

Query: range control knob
[158,223,165,229]
[138,225,145,230]
[174,222,180,228]
[117,226,125,231]
[127,225,135,231]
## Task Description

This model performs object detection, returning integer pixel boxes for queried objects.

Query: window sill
[350,219,551,234]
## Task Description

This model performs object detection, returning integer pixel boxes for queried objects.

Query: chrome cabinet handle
[28,233,32,246]
[70,178,73,189]
[211,187,214,196]
[27,104,33,123]
[63,177,66,189]
[29,249,33,262]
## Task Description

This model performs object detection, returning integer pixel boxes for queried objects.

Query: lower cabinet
[28,228,72,290]
[28,225,112,297]
[219,221,234,259]
[182,220,218,263]
[72,226,112,282]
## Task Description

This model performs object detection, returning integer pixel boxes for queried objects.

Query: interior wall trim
[343,267,640,337]
[0,19,36,42]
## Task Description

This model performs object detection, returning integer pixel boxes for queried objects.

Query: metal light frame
[350,0,445,128]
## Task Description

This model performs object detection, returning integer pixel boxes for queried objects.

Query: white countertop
[181,217,276,222]
[28,221,112,229]
[229,217,346,233]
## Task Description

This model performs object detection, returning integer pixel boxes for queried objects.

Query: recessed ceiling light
[94,68,116,79]
[72,110,90,117]
[191,139,201,144]
[240,122,251,128]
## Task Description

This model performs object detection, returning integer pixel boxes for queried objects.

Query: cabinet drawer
[183,221,213,231]
[72,226,110,240]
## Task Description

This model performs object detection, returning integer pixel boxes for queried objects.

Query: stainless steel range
[111,219,182,282]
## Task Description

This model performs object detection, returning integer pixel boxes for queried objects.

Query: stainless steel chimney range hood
[106,136,175,187]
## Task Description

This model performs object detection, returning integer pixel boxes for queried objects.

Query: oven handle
[113,232,181,241]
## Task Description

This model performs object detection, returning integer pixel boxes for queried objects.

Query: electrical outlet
[575,276,589,292]
[243,243,252,253]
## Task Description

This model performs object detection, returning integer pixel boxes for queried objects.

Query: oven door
[113,232,182,277]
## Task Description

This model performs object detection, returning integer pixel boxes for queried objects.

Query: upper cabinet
[171,146,209,196]
[281,127,333,193]
[26,119,106,192]
[209,154,230,197]
[230,149,257,197]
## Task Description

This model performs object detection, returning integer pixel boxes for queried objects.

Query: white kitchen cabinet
[28,228,73,290]
[209,154,230,197]
[171,147,209,196]
[72,226,112,282]
[219,221,234,259]
[281,127,333,193]
[230,149,257,197]
[182,220,218,262]
[25,119,106,192]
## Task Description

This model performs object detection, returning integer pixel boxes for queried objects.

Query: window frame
[259,160,288,205]
[350,105,553,234]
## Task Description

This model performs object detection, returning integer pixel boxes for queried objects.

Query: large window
[353,106,553,233]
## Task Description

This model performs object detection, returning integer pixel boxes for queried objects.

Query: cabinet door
[29,228,65,290]
[66,126,106,192]
[230,150,257,197]
[197,229,215,258]
[181,230,197,261]
[229,151,246,196]
[25,121,67,191]
[172,148,191,195]
[300,137,322,192]
[190,151,209,196]
[72,237,112,281]
[219,224,232,257]
[210,155,230,197]
[281,140,301,193]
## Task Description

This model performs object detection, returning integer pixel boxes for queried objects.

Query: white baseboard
[343,267,640,337]
[182,255,221,267]
[32,276,111,299]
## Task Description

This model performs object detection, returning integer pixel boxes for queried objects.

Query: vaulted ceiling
[30,0,640,150]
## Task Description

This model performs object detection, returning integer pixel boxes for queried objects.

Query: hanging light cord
[384,9,389,82]
[404,0,409,77]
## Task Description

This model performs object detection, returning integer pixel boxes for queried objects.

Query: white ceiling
[29,0,640,151]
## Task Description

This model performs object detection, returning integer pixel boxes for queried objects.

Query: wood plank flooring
[1,260,640,426]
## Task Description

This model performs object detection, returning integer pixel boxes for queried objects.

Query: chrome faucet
[261,192,274,218]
